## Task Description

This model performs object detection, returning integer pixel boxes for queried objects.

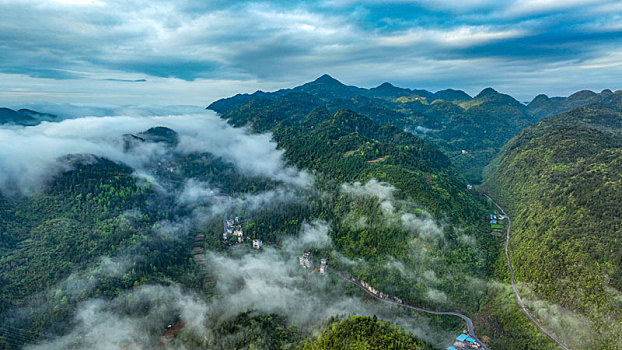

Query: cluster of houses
[299,252,328,274]
[447,333,482,349]
[223,215,263,249]
[488,213,505,224]
[223,216,244,243]
[156,161,177,173]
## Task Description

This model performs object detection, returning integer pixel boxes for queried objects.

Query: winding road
[485,194,570,350]
[333,270,488,350]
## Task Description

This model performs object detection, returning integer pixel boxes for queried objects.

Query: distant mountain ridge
[210,74,617,183]
[209,74,474,113]
[0,107,58,126]
[526,89,614,119]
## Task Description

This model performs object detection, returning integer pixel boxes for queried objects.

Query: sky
[0,0,621,106]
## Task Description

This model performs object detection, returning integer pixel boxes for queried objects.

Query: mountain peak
[533,93,550,100]
[475,87,498,98]
[527,94,552,109]
[313,74,342,85]
[433,89,472,102]
[295,74,365,100]
[530,94,550,103]
[377,82,395,89]
[566,90,597,103]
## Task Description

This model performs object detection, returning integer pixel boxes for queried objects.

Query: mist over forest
[1,105,468,349]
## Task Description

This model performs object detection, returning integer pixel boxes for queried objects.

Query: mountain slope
[209,90,481,222]
[483,92,622,348]
[526,89,613,120]
[300,315,434,350]
[209,75,550,183]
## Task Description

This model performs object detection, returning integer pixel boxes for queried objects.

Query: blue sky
[0,0,621,105]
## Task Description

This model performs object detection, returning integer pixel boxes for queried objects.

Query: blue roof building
[456,334,476,343]
[447,347,458,350]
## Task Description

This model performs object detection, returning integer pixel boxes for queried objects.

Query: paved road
[333,270,488,350]
[485,194,570,350]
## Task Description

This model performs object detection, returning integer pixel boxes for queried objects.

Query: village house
[223,215,245,243]
[319,258,328,274]
[299,252,314,269]
[453,333,481,349]
[252,239,263,249]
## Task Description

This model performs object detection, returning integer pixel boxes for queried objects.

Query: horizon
[1,1,621,105]
[6,74,619,113]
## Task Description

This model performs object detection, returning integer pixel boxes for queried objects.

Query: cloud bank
[0,107,311,195]
[26,220,455,350]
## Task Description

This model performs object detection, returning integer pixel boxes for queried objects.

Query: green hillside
[210,92,505,316]
[0,144,304,348]
[483,93,622,348]
[0,158,190,348]
[0,119,455,348]
[210,75,547,183]
[4,77,617,349]
[166,313,433,350]
[300,315,434,350]
[526,89,614,120]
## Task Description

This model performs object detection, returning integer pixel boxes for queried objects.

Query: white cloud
[341,179,446,239]
[503,0,607,17]
[377,26,526,48]
[0,108,311,195]
[0,1,619,106]
[47,0,104,5]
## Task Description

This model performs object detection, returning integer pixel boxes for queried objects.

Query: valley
[0,77,620,350]
[2,1,621,349]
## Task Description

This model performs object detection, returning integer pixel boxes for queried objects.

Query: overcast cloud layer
[0,0,621,105]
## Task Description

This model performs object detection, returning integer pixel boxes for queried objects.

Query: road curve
[333,270,488,350]
[485,194,570,350]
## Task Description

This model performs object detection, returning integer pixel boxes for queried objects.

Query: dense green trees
[483,93,622,348]
[300,315,434,350]
[209,87,506,330]
[209,76,537,184]
[5,76,616,349]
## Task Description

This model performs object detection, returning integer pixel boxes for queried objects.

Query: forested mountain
[0,156,197,348]
[209,76,622,348]
[212,92,477,218]
[1,119,447,349]
[483,91,622,348]
[0,107,58,126]
[300,315,435,350]
[209,79,580,349]
[526,89,614,120]
[3,76,620,349]
[211,74,605,183]
[210,92,499,314]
